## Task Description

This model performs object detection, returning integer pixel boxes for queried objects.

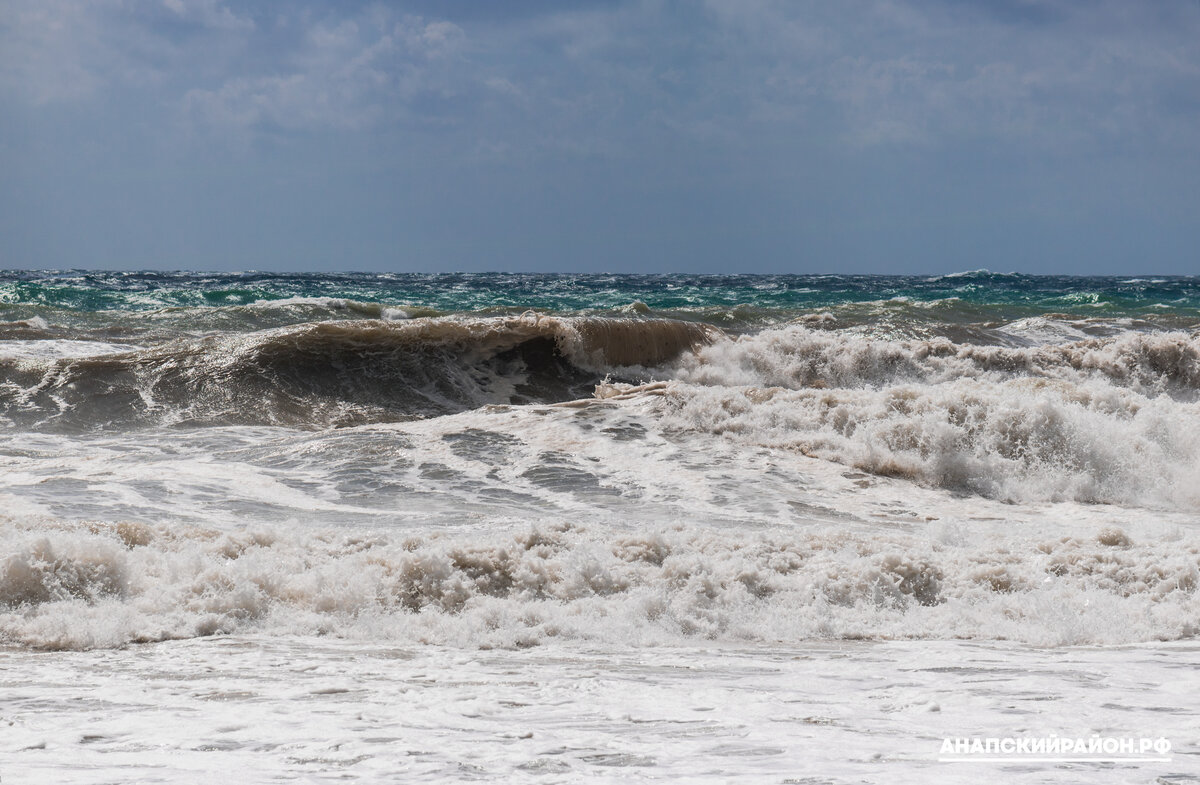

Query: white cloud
[0,0,116,103]
[181,13,468,137]
[692,0,1200,152]
[3,0,1196,159]
[162,0,254,32]
[0,0,252,104]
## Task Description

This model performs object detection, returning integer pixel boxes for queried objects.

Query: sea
[1,270,1198,783]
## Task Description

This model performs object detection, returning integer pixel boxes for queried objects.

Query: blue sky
[1,0,1197,274]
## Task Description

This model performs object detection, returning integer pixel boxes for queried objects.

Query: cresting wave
[2,517,1197,651]
[0,315,717,428]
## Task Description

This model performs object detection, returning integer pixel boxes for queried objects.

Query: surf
[0,315,719,429]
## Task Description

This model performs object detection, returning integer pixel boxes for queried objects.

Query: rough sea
[2,270,1198,782]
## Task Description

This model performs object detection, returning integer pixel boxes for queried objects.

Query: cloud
[180,12,467,137]
[161,0,254,32]
[685,0,1200,153]
[0,0,119,103]
[0,0,254,104]
[4,0,1198,156]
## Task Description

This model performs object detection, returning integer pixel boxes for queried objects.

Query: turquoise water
[3,270,1199,325]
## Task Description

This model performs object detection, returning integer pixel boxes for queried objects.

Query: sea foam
[2,516,1197,651]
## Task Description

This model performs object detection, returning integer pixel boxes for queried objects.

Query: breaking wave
[0,316,717,429]
[577,325,1200,509]
[673,325,1200,398]
[616,377,1200,508]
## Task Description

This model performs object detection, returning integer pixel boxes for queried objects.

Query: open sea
[2,270,1199,782]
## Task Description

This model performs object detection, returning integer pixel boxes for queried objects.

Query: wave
[671,325,1200,398]
[2,516,1196,651]
[929,269,1023,282]
[1,298,444,340]
[0,316,71,343]
[6,314,1200,509]
[0,316,717,429]
[607,376,1200,508]
[137,296,445,327]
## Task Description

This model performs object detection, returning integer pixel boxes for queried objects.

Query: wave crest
[673,325,1200,397]
[0,316,717,429]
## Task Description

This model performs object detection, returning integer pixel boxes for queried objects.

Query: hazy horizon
[2,268,1198,279]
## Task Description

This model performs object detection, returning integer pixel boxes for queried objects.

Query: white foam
[2,635,1194,783]
[2,509,1197,652]
[0,339,134,360]
[1,316,50,330]
[245,296,413,320]
[620,376,1200,508]
[994,316,1094,345]
[669,324,1200,395]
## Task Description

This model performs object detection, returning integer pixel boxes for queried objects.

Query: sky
[1,0,1198,274]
